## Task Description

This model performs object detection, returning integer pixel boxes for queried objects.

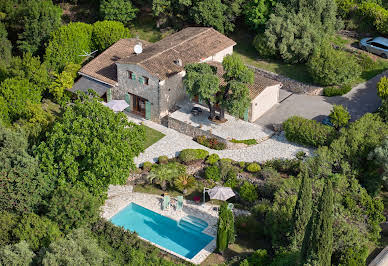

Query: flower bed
[194,135,226,150]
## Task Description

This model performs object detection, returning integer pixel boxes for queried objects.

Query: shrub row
[194,135,226,150]
[283,116,337,147]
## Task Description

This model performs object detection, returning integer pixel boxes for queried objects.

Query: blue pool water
[110,203,214,259]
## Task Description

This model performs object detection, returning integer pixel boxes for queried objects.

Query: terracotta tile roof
[206,61,281,100]
[117,27,236,80]
[79,38,152,86]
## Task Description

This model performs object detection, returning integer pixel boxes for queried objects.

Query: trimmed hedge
[179,149,209,164]
[323,84,352,96]
[283,116,337,147]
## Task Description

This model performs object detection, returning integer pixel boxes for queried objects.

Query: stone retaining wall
[247,65,324,96]
[168,116,226,143]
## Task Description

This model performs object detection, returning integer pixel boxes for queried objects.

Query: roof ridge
[138,27,212,65]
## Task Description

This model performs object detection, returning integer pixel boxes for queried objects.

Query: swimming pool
[110,203,214,260]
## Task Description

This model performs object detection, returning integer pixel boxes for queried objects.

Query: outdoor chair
[162,195,170,210]
[176,196,183,211]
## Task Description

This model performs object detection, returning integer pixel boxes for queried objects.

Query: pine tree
[301,179,334,266]
[289,166,313,250]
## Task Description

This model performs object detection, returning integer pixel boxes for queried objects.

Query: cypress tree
[289,166,313,250]
[301,179,334,266]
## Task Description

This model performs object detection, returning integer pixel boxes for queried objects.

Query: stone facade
[115,63,161,121]
[249,84,281,121]
[159,71,188,118]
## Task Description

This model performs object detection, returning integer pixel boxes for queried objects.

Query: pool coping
[102,189,218,265]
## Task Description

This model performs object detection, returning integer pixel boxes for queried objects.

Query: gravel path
[132,118,312,166]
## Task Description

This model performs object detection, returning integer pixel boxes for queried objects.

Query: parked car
[359,37,388,58]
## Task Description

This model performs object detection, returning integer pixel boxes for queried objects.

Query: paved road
[255,70,387,129]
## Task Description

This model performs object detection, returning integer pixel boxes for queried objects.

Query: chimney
[174,58,183,67]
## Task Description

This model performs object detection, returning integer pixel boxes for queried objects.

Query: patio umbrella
[103,100,129,112]
[207,186,235,201]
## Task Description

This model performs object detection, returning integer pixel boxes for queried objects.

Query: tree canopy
[100,0,138,25]
[35,97,145,196]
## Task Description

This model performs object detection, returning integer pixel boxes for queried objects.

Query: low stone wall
[167,116,226,144]
[247,65,324,96]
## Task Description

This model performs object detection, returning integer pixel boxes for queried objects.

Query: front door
[132,94,146,118]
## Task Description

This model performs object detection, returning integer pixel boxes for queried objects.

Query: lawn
[129,13,175,43]
[142,125,165,149]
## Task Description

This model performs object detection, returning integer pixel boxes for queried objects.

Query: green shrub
[240,181,258,203]
[235,215,263,237]
[358,2,388,35]
[329,104,351,129]
[149,162,186,190]
[0,241,35,266]
[244,249,271,266]
[323,84,352,96]
[295,151,307,160]
[206,153,220,165]
[158,155,168,164]
[308,43,361,86]
[142,161,153,171]
[246,163,261,173]
[283,116,337,147]
[259,167,281,180]
[262,158,300,175]
[377,76,388,100]
[252,199,272,218]
[230,138,258,145]
[91,21,131,51]
[205,165,221,181]
[239,161,246,168]
[0,211,18,246]
[179,149,209,164]
[224,174,239,189]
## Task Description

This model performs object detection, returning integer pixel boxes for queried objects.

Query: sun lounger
[176,196,183,211]
[162,195,170,210]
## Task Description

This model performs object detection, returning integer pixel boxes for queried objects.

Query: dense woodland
[0,0,387,265]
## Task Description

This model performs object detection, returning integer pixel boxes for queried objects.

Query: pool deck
[102,185,231,264]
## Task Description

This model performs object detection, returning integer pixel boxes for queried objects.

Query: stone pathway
[128,114,311,166]
[102,185,248,264]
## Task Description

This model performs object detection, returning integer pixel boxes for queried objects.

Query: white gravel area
[128,114,312,166]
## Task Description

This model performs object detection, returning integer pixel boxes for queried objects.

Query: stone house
[71,27,281,122]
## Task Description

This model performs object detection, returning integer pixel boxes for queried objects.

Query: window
[138,76,149,85]
[144,76,149,85]
[127,71,133,79]
[371,42,388,50]
[132,73,137,80]
[138,76,144,84]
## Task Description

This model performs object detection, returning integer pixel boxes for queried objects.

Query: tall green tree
[289,167,313,250]
[100,0,138,25]
[184,63,220,120]
[0,241,35,266]
[35,97,145,196]
[216,202,234,253]
[0,22,12,67]
[0,126,49,214]
[243,0,275,30]
[219,54,254,120]
[301,179,334,266]
[92,20,131,51]
[17,0,62,56]
[44,22,93,72]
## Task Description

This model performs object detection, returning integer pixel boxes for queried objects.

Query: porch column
[145,101,151,120]
[107,88,112,102]
[124,93,132,112]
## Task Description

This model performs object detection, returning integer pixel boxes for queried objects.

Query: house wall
[202,46,234,63]
[114,63,160,121]
[158,71,187,117]
[249,84,280,122]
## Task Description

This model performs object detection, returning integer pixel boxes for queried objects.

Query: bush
[296,151,307,160]
[230,138,258,145]
[308,43,361,86]
[149,162,186,191]
[13,213,62,251]
[262,158,300,175]
[158,155,168,164]
[195,135,226,150]
[46,185,101,233]
[323,84,352,96]
[329,105,351,129]
[174,175,196,193]
[377,76,388,100]
[179,149,209,164]
[0,211,18,246]
[358,2,388,35]
[205,165,221,181]
[206,153,220,165]
[259,167,281,180]
[252,199,272,218]
[283,116,337,147]
[240,181,258,203]
[246,163,261,173]
[235,215,263,237]
[244,249,271,266]
[225,174,239,189]
[142,161,153,171]
[239,161,246,168]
